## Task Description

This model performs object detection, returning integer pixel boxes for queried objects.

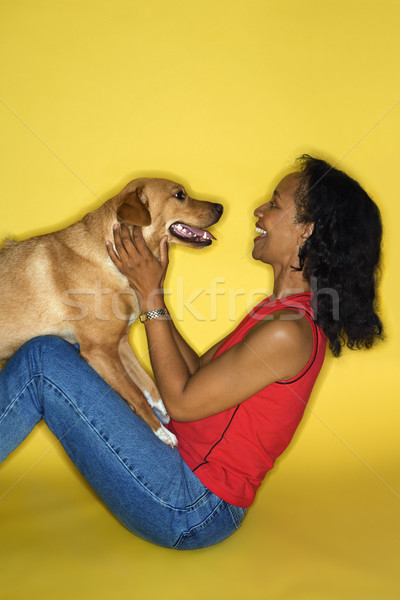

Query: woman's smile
[254,225,268,240]
[252,172,307,267]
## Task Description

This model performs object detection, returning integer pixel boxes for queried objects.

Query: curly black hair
[294,155,384,357]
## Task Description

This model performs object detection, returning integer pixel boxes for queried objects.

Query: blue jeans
[0,336,246,549]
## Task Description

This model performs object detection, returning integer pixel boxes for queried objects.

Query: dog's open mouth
[169,222,216,246]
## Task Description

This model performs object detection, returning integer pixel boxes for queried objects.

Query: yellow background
[1,1,399,598]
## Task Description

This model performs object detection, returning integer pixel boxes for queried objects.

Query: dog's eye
[174,191,186,201]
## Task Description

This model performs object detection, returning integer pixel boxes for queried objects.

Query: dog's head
[114,178,223,254]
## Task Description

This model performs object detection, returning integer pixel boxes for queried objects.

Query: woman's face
[252,172,307,267]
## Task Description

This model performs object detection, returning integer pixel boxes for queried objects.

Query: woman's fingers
[106,224,170,304]
[107,223,152,267]
[109,223,126,260]
[117,222,135,257]
[107,224,168,279]
[105,239,122,268]
[106,223,133,268]
[159,235,169,269]
[132,226,152,257]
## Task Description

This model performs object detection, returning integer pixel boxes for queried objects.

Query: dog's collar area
[169,222,216,245]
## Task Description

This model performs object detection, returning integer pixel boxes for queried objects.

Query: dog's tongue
[171,223,216,241]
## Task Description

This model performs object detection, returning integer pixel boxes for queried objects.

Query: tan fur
[0,178,222,446]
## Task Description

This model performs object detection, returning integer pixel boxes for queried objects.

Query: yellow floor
[1,423,398,600]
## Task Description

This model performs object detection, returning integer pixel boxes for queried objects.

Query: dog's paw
[154,424,178,448]
[143,391,170,424]
[152,402,171,424]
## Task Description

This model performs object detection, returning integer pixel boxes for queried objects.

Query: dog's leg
[117,335,170,424]
[79,342,177,448]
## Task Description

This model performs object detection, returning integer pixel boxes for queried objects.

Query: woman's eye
[174,191,186,200]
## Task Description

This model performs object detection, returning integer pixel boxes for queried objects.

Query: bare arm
[168,318,230,371]
[166,314,201,375]
[140,311,312,421]
[106,225,313,421]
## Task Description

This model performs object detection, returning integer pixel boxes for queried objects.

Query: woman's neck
[272,266,311,299]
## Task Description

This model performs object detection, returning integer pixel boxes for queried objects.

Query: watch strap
[139,308,170,323]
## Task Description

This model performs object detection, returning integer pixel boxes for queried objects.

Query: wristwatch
[139,308,170,323]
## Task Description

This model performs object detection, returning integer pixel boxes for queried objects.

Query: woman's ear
[299,222,314,244]
[117,187,151,226]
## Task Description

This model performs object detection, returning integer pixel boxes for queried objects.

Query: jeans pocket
[173,501,246,550]
[227,504,247,529]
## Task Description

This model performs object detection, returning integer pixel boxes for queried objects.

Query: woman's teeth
[255,226,267,235]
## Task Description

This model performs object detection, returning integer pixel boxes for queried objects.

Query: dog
[0,178,223,446]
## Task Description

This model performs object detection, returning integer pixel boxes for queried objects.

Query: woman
[0,156,383,549]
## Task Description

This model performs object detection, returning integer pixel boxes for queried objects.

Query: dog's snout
[213,203,224,216]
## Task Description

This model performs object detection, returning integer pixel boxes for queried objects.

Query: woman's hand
[106,223,169,311]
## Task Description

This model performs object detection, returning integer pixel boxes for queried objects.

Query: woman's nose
[254,203,266,218]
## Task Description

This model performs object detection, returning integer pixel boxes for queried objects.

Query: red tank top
[167,293,327,508]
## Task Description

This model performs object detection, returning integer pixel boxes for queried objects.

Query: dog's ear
[117,187,151,226]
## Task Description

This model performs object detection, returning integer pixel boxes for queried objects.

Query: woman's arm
[107,225,313,422]
[166,316,201,375]
[139,309,311,421]
[168,321,231,371]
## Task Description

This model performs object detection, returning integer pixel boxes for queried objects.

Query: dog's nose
[213,203,224,216]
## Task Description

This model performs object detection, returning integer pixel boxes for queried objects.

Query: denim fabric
[0,336,246,549]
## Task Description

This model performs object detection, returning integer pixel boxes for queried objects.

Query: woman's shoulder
[247,309,313,343]
[243,310,315,377]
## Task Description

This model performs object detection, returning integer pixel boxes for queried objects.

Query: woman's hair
[294,154,384,357]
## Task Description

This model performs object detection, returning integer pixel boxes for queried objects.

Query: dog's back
[0,232,77,359]
[0,205,129,361]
